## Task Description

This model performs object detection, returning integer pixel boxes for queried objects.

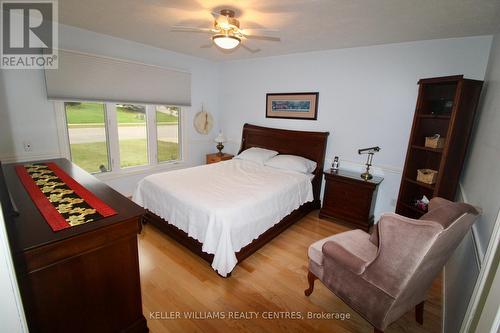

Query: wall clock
[193,110,214,135]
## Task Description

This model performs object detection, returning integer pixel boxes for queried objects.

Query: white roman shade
[45,50,191,106]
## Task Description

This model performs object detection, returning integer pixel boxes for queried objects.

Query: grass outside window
[64,102,181,173]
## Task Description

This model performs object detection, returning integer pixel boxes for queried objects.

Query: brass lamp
[214,131,226,156]
[358,146,381,180]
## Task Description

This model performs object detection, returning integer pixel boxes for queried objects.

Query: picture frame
[266,92,319,120]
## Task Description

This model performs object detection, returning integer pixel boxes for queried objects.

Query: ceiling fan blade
[241,28,280,34]
[240,44,261,54]
[241,33,281,42]
[211,11,222,18]
[171,26,214,33]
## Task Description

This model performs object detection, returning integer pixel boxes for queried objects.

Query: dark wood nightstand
[319,169,383,231]
[206,153,234,164]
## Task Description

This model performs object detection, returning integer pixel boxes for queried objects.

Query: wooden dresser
[320,169,383,231]
[0,159,148,333]
[206,153,233,164]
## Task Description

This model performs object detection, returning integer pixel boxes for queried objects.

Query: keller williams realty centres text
[149,311,351,321]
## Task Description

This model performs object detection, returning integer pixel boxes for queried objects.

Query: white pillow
[234,147,278,164]
[264,154,317,174]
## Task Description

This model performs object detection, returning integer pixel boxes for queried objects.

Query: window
[65,102,111,173]
[156,106,180,163]
[116,104,148,168]
[61,101,182,174]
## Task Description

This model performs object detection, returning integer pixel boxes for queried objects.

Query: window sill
[94,160,187,181]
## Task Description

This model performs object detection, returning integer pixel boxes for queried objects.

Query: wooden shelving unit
[404,178,435,190]
[417,114,452,119]
[410,145,443,153]
[396,75,483,219]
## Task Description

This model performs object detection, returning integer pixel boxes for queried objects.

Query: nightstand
[319,169,383,231]
[206,153,234,164]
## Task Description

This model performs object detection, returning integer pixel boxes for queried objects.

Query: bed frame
[142,123,329,275]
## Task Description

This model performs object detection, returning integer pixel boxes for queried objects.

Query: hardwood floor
[138,210,442,333]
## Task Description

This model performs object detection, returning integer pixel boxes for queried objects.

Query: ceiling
[59,0,500,61]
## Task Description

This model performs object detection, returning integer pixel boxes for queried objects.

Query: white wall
[0,69,59,160]
[444,229,480,333]
[446,30,500,333]
[218,36,493,218]
[0,24,221,195]
[461,32,500,259]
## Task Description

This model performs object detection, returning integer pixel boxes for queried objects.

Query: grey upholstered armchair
[305,197,480,333]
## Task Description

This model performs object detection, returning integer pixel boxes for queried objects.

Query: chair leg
[304,270,317,296]
[416,301,424,325]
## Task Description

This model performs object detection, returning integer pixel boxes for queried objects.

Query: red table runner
[15,162,116,231]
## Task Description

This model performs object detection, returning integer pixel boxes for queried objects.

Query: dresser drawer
[320,170,382,231]
[323,180,372,220]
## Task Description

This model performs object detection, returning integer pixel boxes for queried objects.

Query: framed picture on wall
[266,92,319,120]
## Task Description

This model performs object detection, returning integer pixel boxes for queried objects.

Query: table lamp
[214,131,226,156]
[358,146,381,180]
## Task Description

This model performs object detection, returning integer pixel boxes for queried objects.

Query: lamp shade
[212,35,240,50]
[214,131,226,143]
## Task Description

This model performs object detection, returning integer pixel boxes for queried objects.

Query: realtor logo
[1,0,58,69]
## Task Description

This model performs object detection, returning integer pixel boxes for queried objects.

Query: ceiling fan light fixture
[212,34,240,50]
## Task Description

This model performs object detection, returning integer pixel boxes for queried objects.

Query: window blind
[45,50,191,106]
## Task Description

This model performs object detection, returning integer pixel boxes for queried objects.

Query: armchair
[305,197,479,332]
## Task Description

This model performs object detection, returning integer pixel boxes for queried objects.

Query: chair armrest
[322,241,370,274]
[322,229,378,275]
[362,213,443,297]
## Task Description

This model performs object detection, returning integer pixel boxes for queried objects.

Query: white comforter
[133,159,314,276]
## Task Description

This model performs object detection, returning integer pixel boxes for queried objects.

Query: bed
[134,123,329,276]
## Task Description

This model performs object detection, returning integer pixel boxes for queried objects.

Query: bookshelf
[396,75,483,218]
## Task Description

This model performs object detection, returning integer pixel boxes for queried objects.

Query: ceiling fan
[171,9,281,53]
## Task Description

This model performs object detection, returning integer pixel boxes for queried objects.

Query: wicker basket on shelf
[417,169,438,184]
[425,135,446,149]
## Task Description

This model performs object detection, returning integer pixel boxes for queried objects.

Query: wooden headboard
[239,123,329,203]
